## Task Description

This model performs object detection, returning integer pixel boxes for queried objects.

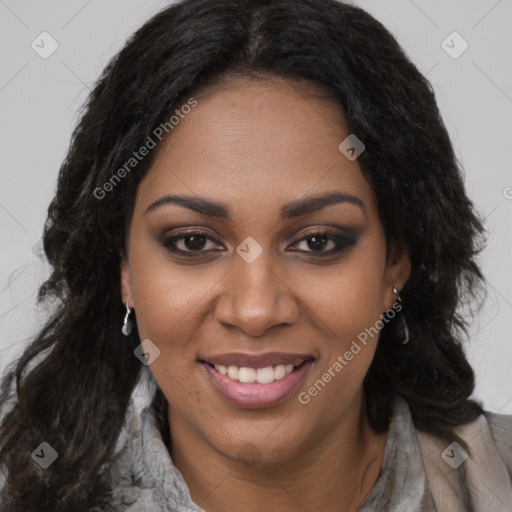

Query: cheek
[293,242,386,410]
[296,244,386,345]
[128,255,218,409]
[128,247,220,347]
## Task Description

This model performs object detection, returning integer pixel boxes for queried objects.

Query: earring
[392,286,402,304]
[392,287,410,344]
[399,316,410,345]
[122,303,133,336]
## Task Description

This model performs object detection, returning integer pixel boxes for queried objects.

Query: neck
[169,392,387,512]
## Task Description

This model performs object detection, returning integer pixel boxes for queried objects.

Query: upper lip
[200,352,314,368]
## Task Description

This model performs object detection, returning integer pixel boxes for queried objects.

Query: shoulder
[484,410,512,476]
[415,406,512,510]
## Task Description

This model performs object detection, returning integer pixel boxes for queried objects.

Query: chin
[211,427,308,468]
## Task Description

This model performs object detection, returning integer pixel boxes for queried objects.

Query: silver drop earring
[122,303,133,336]
[392,287,410,345]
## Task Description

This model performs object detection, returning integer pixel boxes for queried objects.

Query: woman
[0,0,511,510]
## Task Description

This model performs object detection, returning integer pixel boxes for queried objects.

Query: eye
[161,231,223,254]
[160,228,358,258]
[288,230,357,254]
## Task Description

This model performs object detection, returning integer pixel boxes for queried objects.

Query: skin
[120,75,411,512]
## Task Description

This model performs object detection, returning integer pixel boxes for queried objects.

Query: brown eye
[288,230,358,255]
[300,233,333,251]
[161,231,223,254]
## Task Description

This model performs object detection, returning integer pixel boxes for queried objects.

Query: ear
[383,242,411,311]
[120,256,134,308]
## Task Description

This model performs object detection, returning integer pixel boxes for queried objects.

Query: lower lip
[202,360,314,409]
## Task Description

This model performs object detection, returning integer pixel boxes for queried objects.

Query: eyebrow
[143,191,365,219]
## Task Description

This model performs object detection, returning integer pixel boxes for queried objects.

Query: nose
[214,250,299,337]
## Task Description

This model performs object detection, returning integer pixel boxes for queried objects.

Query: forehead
[135,76,376,219]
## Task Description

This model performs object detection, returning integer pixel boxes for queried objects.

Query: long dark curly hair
[0,0,486,509]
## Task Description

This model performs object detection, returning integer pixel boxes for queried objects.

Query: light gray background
[0,0,511,413]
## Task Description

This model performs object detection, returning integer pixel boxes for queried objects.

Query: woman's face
[121,76,410,464]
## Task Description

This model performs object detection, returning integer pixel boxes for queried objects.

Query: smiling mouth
[198,354,315,409]
[200,359,313,384]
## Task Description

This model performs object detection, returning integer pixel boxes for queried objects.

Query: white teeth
[238,367,257,383]
[274,364,286,380]
[212,362,297,383]
[256,366,275,384]
[227,365,239,380]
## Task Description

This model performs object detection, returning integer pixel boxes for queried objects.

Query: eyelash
[160,229,357,257]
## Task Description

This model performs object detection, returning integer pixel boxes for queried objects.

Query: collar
[108,366,204,511]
